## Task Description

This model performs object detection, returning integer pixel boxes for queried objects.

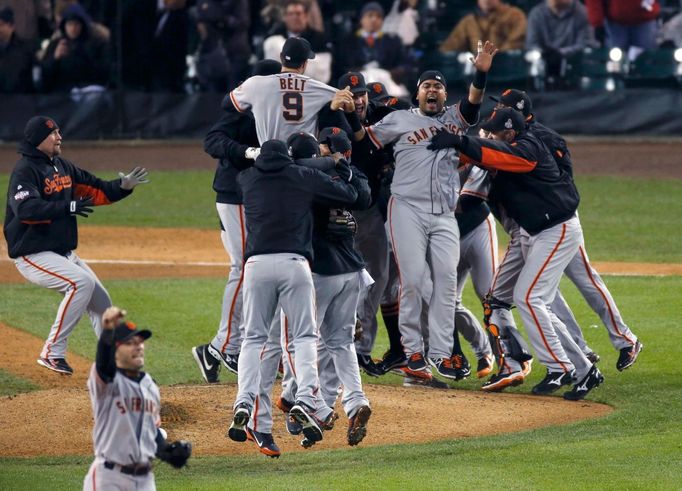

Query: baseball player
[491,89,643,371]
[3,116,148,375]
[192,60,283,384]
[224,37,354,144]
[429,108,604,400]
[228,140,359,448]
[366,81,412,110]
[83,306,190,490]
[347,40,499,381]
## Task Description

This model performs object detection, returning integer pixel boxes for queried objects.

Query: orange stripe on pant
[283,316,297,379]
[578,246,635,346]
[221,205,246,353]
[485,215,497,278]
[524,224,570,373]
[22,255,77,359]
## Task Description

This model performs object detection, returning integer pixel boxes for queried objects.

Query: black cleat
[481,370,525,392]
[532,369,575,395]
[191,344,220,383]
[347,405,372,446]
[585,351,601,364]
[616,341,643,372]
[227,403,250,442]
[428,357,460,380]
[37,357,73,375]
[246,427,281,458]
[208,344,238,374]
[290,403,323,444]
[357,353,384,377]
[451,352,471,380]
[377,350,407,373]
[476,355,494,379]
[564,365,604,401]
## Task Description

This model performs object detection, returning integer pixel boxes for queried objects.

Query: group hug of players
[188,37,643,459]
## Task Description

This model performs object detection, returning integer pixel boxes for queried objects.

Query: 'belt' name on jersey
[116,396,157,415]
[279,78,307,92]
[406,123,461,145]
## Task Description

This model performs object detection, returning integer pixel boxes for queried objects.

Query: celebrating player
[3,116,148,375]
[83,306,191,490]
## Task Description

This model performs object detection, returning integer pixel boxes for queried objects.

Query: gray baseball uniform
[229,73,337,144]
[367,106,469,366]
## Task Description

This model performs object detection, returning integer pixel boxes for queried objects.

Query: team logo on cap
[46,120,55,129]
[350,75,359,86]
[373,83,382,93]
[332,127,341,135]
[502,89,512,96]
[504,118,513,129]
[516,100,525,110]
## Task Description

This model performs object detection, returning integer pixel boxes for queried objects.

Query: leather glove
[427,130,462,151]
[68,197,93,217]
[245,147,261,160]
[157,440,192,469]
[119,167,150,190]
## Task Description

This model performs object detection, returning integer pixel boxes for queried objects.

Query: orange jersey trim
[74,184,112,206]
[480,147,537,173]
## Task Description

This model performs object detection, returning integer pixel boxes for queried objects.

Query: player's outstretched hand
[427,129,462,150]
[331,86,355,112]
[119,167,150,190]
[68,196,93,217]
[470,40,499,73]
[245,147,261,160]
[102,306,127,330]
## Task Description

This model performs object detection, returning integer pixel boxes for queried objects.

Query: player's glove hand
[119,167,150,190]
[427,130,462,151]
[335,159,353,183]
[157,440,192,469]
[68,197,93,217]
[326,209,357,240]
[245,147,261,160]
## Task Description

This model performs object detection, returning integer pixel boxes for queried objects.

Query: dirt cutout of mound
[0,321,612,458]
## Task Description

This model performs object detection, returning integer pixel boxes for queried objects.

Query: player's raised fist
[103,306,127,330]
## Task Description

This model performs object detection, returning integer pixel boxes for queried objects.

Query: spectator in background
[585,0,660,59]
[150,0,188,92]
[526,0,591,78]
[0,7,34,92]
[261,0,325,34]
[335,2,411,95]
[0,0,52,47]
[40,3,109,92]
[54,1,109,42]
[658,11,682,48]
[439,0,526,53]
[382,0,419,47]
[195,0,250,92]
[263,0,332,83]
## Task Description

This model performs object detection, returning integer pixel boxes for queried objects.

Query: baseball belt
[104,461,152,476]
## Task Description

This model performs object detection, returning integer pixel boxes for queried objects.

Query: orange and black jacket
[527,116,573,177]
[456,131,579,235]
[4,141,132,258]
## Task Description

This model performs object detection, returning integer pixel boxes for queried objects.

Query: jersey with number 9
[229,73,338,144]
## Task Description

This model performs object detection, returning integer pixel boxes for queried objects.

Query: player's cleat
[585,351,601,364]
[481,370,525,392]
[616,340,643,372]
[347,405,372,446]
[290,403,323,444]
[428,357,460,380]
[377,349,407,374]
[37,357,73,375]
[532,369,576,395]
[564,365,604,401]
[275,396,302,434]
[476,355,494,378]
[357,353,384,377]
[321,411,339,431]
[207,344,238,375]
[403,375,450,389]
[275,396,294,413]
[227,403,250,442]
[246,427,281,458]
[191,344,220,383]
[402,352,433,380]
[522,358,533,377]
[451,352,471,380]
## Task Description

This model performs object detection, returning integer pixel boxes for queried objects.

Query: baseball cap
[287,132,319,159]
[417,70,447,90]
[24,116,59,147]
[319,127,352,154]
[367,81,391,102]
[114,320,152,344]
[480,108,526,133]
[360,1,384,17]
[280,37,315,67]
[338,72,367,95]
[489,89,532,118]
[252,59,282,76]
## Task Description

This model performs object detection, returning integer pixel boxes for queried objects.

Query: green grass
[1,275,682,489]
[1,172,681,261]
[0,369,38,397]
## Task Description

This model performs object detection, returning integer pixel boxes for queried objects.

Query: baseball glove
[326,209,357,240]
[157,440,192,469]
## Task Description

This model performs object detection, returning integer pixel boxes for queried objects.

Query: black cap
[280,37,315,67]
[367,81,391,102]
[252,59,282,76]
[481,108,526,133]
[489,89,532,118]
[319,127,352,154]
[24,116,59,147]
[417,70,447,89]
[360,1,384,17]
[114,320,152,344]
[338,72,367,94]
[286,132,319,159]
[0,6,14,24]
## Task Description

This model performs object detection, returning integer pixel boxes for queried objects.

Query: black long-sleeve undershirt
[95,329,116,383]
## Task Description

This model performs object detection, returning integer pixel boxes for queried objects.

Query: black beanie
[24,116,59,147]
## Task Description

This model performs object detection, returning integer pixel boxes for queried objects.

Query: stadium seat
[486,50,530,89]
[575,47,625,91]
[626,49,680,88]
[419,51,467,90]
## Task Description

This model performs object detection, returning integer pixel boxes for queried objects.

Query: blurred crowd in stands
[1,0,681,95]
